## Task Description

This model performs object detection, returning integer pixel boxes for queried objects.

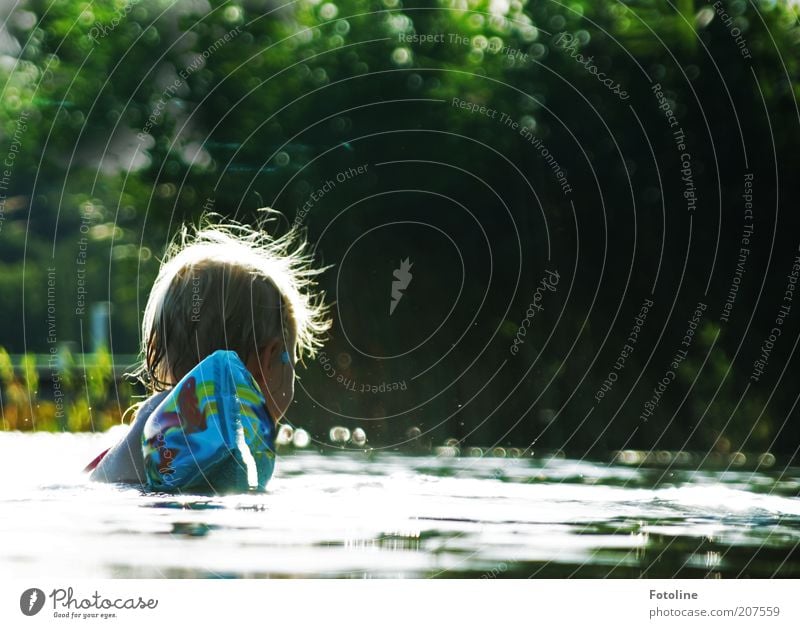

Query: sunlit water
[0,432,798,578]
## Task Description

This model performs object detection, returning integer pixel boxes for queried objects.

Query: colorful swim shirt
[142,350,277,492]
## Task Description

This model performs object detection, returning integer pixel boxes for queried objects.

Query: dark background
[0,0,798,458]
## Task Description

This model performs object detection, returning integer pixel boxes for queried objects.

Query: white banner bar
[2,579,798,627]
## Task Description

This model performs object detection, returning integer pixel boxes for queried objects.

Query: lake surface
[0,432,798,578]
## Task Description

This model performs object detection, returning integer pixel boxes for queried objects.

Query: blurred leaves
[0,0,798,453]
[0,346,131,432]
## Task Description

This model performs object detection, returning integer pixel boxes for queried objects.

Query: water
[0,432,798,578]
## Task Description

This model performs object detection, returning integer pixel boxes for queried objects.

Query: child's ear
[247,339,279,383]
[260,338,282,371]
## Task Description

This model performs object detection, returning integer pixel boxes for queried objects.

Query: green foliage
[57,344,76,391]
[21,354,38,399]
[0,348,13,387]
[86,346,112,405]
[0,347,134,433]
[0,1,798,455]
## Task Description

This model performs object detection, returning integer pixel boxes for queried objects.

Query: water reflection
[0,433,797,578]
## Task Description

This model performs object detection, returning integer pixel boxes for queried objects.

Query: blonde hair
[137,212,331,391]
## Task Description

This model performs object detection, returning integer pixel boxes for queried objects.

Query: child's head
[138,214,330,421]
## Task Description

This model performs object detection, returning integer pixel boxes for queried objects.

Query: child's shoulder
[134,389,171,426]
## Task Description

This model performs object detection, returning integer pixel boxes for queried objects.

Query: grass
[0,346,138,432]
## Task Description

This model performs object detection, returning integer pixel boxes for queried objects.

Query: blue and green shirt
[142,350,276,492]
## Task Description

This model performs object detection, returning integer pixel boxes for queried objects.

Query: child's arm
[90,391,169,484]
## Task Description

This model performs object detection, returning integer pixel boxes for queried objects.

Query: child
[87,215,330,492]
